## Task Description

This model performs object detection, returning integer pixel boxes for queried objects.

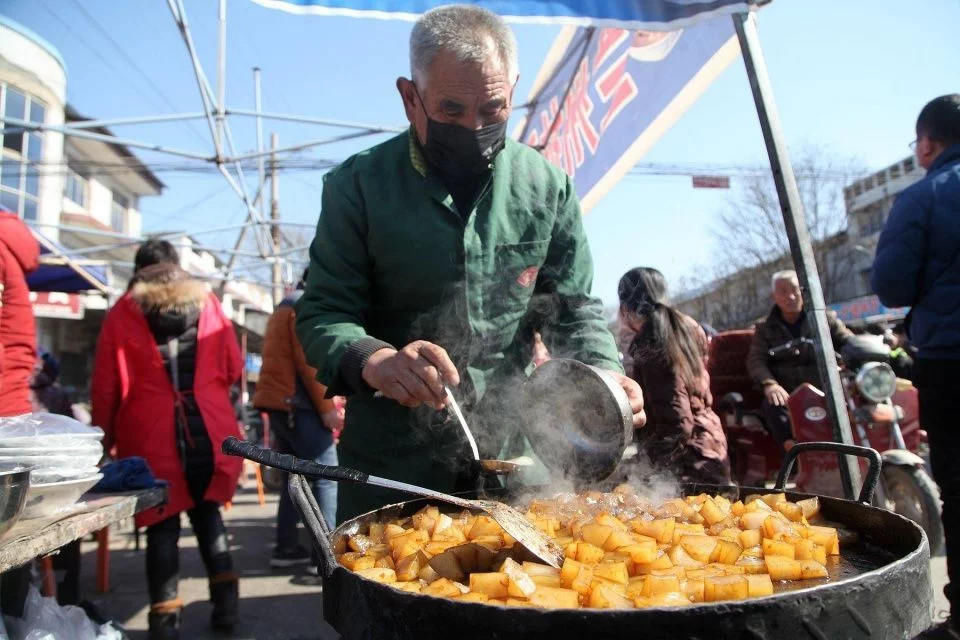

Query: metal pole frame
[733,11,861,499]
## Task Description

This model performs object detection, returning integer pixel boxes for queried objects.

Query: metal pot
[523,359,633,483]
[0,464,31,541]
[290,442,931,640]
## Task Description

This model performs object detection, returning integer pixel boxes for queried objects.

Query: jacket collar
[766,304,806,328]
[928,143,960,174]
[408,127,427,177]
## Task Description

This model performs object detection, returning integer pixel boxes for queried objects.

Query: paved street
[77,482,336,639]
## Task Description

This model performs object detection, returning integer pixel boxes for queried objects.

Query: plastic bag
[2,586,122,640]
[0,414,104,444]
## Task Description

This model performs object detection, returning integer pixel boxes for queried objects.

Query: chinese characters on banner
[518,18,740,211]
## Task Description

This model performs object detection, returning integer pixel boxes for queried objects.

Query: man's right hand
[362,340,460,410]
[764,382,790,406]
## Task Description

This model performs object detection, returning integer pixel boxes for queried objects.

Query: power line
[59,0,209,143]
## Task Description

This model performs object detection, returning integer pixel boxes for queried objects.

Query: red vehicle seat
[708,329,764,411]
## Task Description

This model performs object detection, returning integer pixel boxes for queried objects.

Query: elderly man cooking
[296,4,644,523]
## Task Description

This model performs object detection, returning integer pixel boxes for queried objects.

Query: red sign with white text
[30,291,84,320]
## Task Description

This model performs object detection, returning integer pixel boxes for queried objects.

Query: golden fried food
[334,487,837,609]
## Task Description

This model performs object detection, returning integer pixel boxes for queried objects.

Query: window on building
[904,157,915,173]
[64,165,88,207]
[111,193,129,233]
[0,84,45,221]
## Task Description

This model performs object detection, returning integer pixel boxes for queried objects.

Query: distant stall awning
[249,0,754,29]
[27,229,112,295]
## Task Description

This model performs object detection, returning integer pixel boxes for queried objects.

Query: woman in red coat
[619,267,731,485]
[92,240,242,639]
[0,209,39,417]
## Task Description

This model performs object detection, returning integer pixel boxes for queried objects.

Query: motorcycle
[709,330,943,554]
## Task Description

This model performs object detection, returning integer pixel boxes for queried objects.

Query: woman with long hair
[618,267,730,485]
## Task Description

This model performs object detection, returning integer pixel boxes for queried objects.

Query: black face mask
[413,86,508,181]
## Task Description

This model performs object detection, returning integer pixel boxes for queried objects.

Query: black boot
[209,572,239,632]
[148,599,182,640]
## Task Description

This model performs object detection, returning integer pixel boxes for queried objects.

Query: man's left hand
[605,371,646,428]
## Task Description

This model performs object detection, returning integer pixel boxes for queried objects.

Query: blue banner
[250,0,753,29]
[518,19,738,210]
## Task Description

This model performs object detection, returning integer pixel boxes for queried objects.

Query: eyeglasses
[909,139,918,151]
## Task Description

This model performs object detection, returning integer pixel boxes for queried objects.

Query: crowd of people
[1,4,958,639]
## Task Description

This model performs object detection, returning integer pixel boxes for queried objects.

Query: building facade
[675,156,925,331]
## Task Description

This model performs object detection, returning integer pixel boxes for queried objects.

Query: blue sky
[4,0,959,307]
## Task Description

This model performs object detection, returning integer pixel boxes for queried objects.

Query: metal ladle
[443,385,532,475]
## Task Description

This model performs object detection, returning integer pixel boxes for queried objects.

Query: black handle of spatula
[222,437,370,484]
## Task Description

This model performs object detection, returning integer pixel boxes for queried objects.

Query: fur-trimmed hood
[129,263,208,316]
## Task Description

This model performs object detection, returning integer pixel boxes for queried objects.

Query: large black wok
[278,442,932,640]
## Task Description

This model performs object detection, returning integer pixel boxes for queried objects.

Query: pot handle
[222,436,369,483]
[287,473,338,579]
[774,441,882,504]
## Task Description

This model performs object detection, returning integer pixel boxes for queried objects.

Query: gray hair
[771,269,799,291]
[410,5,518,88]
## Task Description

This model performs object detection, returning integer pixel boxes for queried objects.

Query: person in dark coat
[619,267,730,485]
[92,240,242,640]
[872,94,960,639]
[746,270,853,451]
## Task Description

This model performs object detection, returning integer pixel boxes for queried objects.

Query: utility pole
[270,132,282,305]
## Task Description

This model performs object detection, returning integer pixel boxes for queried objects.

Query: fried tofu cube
[571,564,595,595]
[528,586,580,609]
[375,555,396,570]
[777,502,804,522]
[681,579,704,602]
[739,528,762,549]
[580,523,613,549]
[796,497,820,520]
[734,555,766,574]
[355,567,397,584]
[739,511,767,530]
[575,542,606,565]
[799,559,828,579]
[468,515,504,540]
[745,574,774,597]
[453,592,489,603]
[560,558,582,588]
[500,558,537,598]
[761,493,787,508]
[807,526,840,554]
[423,577,463,597]
[679,535,717,563]
[391,580,423,593]
[794,538,815,561]
[531,575,562,588]
[634,592,692,608]
[668,544,704,568]
[704,575,748,602]
[813,544,828,565]
[643,573,681,596]
[764,556,802,581]
[699,497,727,526]
[589,583,634,609]
[603,529,637,552]
[711,539,743,565]
[630,517,675,544]
[395,551,427,582]
[468,572,509,598]
[522,562,559,577]
[762,538,796,559]
[596,513,629,531]
[620,539,658,564]
[593,562,629,585]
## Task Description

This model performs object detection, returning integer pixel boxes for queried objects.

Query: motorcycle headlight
[855,362,897,402]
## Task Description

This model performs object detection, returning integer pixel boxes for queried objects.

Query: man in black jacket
[746,270,853,451]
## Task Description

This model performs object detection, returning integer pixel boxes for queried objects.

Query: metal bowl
[0,464,32,541]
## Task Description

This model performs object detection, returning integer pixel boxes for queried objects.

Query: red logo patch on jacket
[516,267,539,288]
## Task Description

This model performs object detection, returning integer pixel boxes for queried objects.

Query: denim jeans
[269,409,338,548]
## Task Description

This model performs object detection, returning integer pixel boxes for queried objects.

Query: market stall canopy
[27,230,111,294]
[249,0,757,29]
